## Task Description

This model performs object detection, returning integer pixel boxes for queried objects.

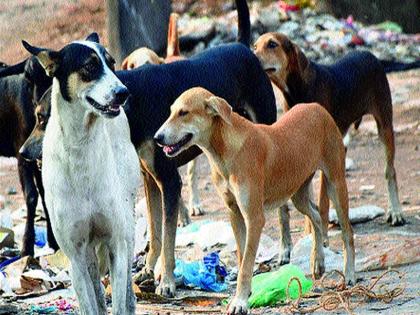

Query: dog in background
[0,57,57,256]
[23,33,140,314]
[155,87,355,314]
[122,12,204,224]
[254,32,404,260]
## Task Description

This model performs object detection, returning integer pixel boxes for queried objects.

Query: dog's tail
[381,59,420,73]
[235,0,251,46]
[0,59,27,77]
[166,13,181,58]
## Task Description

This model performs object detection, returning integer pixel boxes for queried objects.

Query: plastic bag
[248,264,312,308]
[35,226,47,247]
[174,252,227,292]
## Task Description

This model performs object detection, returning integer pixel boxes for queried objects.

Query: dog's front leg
[278,204,292,265]
[69,246,100,315]
[19,158,38,257]
[109,238,134,315]
[33,166,59,251]
[134,169,162,284]
[155,168,181,298]
[187,159,204,216]
[228,187,265,315]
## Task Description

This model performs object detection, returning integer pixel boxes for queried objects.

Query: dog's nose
[114,86,130,104]
[154,133,165,146]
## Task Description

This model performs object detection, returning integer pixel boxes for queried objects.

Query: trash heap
[177,2,420,65]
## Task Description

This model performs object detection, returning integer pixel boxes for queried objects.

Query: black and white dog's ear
[86,32,100,43]
[22,41,60,77]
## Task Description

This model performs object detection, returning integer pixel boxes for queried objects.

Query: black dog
[0,57,57,256]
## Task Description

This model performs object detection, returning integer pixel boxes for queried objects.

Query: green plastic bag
[248,264,312,308]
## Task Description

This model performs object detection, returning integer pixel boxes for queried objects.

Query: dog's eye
[179,110,189,117]
[37,113,46,125]
[267,40,278,49]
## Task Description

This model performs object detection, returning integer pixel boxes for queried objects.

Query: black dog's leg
[154,154,182,298]
[18,157,38,257]
[34,166,59,251]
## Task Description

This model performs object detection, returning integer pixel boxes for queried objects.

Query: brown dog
[254,32,404,248]
[154,87,355,315]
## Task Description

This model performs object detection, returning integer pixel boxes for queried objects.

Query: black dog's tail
[235,0,251,46]
[0,59,27,77]
[381,59,420,73]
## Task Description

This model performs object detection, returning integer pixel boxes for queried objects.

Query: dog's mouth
[86,96,121,117]
[160,133,193,157]
[264,67,277,74]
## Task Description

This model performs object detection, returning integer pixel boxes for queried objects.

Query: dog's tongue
[163,145,176,154]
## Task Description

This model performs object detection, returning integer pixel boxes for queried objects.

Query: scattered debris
[329,205,385,224]
[248,264,312,308]
[357,239,420,272]
[174,252,227,292]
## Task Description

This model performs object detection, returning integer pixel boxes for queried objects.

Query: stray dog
[20,87,51,162]
[0,57,56,256]
[122,12,204,221]
[254,32,405,252]
[155,87,355,314]
[23,33,140,314]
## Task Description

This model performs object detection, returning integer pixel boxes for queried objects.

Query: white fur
[42,41,140,314]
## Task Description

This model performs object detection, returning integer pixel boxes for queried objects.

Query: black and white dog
[23,34,140,314]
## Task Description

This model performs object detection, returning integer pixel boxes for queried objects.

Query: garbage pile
[177,2,419,65]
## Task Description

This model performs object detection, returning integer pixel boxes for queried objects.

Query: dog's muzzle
[154,133,193,157]
[86,86,130,118]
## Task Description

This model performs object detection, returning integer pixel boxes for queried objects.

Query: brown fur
[156,87,355,314]
[254,32,404,239]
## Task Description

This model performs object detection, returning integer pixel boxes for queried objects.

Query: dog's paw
[312,253,325,279]
[133,267,154,285]
[156,277,176,298]
[190,205,205,216]
[278,248,291,265]
[227,297,248,315]
[386,211,405,226]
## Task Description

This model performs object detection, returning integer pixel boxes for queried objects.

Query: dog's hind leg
[19,158,38,257]
[278,204,292,265]
[187,160,204,216]
[291,180,325,279]
[374,115,405,226]
[155,170,181,298]
[33,167,59,251]
[134,169,162,284]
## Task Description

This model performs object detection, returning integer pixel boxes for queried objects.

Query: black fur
[0,58,57,256]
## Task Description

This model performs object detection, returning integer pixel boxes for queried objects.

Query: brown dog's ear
[294,45,309,74]
[205,96,232,125]
[22,41,60,77]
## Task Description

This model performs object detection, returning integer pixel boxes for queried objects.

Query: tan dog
[154,87,355,315]
[121,13,205,222]
[121,13,183,69]
[254,32,404,249]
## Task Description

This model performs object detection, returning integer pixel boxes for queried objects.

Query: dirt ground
[0,0,419,314]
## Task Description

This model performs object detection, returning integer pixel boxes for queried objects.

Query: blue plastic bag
[34,226,47,247]
[174,252,227,292]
